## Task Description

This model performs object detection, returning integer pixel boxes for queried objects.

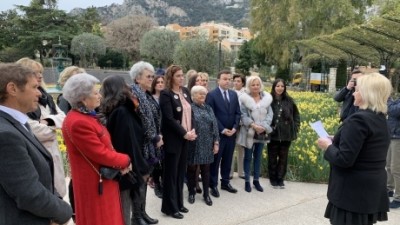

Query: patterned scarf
[131,84,162,164]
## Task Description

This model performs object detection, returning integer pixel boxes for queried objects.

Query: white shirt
[0,105,30,131]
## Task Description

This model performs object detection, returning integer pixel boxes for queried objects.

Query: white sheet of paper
[310,120,329,138]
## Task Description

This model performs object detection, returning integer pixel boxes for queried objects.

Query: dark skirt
[324,202,388,225]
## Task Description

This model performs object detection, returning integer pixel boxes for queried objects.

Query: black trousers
[267,140,291,182]
[187,164,210,196]
[161,144,187,215]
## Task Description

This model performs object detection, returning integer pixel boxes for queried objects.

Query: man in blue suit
[0,63,72,225]
[206,70,241,197]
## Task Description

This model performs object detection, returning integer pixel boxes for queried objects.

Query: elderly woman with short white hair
[62,73,132,225]
[187,85,219,206]
[129,61,161,225]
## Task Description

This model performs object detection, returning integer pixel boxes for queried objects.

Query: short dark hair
[217,69,232,79]
[0,63,35,103]
[233,73,246,86]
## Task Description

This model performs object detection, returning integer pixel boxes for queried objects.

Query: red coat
[62,110,130,225]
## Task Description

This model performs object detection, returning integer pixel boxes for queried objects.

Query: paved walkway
[66,175,400,225]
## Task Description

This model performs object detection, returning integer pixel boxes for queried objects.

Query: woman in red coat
[62,73,132,225]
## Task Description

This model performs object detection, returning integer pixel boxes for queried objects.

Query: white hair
[62,73,99,108]
[129,61,155,81]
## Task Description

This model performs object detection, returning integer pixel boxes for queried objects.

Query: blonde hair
[198,72,209,80]
[58,66,86,88]
[357,72,392,113]
[245,75,264,94]
[15,57,46,87]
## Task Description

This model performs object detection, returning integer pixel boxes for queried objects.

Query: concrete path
[145,175,400,225]
[65,176,400,225]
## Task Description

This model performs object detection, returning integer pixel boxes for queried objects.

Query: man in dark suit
[0,63,72,225]
[206,70,241,197]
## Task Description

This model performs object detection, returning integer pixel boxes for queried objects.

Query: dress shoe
[229,176,233,180]
[142,212,158,224]
[154,183,163,199]
[245,181,251,192]
[170,212,184,219]
[388,190,394,198]
[210,186,220,197]
[270,180,279,188]
[278,180,285,189]
[239,175,245,179]
[390,200,400,209]
[221,183,238,193]
[253,180,264,192]
[132,218,148,225]
[179,206,189,213]
[204,195,213,206]
[188,194,195,204]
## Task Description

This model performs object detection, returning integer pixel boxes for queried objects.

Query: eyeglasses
[146,75,155,79]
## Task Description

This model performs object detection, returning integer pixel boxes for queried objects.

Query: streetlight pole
[218,36,223,72]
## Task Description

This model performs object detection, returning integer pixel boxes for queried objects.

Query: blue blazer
[0,111,72,225]
[206,87,241,134]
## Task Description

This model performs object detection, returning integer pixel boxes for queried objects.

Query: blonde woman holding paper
[317,73,391,225]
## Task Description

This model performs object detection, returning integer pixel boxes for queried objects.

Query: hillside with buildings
[70,0,250,27]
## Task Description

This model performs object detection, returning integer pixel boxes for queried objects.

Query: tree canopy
[250,0,372,69]
[139,29,180,68]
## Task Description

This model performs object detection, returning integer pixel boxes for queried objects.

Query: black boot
[154,183,163,199]
[142,211,158,224]
[132,217,148,225]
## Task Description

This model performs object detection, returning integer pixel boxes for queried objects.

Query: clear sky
[0,0,124,12]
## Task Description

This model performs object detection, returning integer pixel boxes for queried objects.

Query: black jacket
[106,99,149,190]
[334,87,358,122]
[325,109,389,214]
[269,98,300,142]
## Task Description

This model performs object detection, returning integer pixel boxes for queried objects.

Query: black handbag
[254,131,269,141]
[99,166,120,180]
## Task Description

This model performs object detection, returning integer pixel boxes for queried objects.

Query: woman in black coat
[317,73,391,225]
[159,65,197,219]
[268,79,300,188]
[99,75,149,225]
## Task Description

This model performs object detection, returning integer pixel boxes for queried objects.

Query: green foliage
[139,29,180,68]
[98,49,125,69]
[275,66,290,82]
[76,7,102,35]
[0,47,31,62]
[235,41,252,76]
[173,37,218,74]
[250,0,370,69]
[336,59,348,88]
[70,33,106,67]
[0,10,19,51]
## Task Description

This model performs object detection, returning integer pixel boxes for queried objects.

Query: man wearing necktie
[0,63,72,225]
[206,70,241,197]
